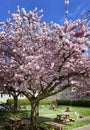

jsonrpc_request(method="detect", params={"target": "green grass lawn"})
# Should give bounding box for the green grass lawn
[0,105,90,130]
[39,105,90,130]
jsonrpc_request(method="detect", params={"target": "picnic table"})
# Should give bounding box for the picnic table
[56,113,75,124]
[9,117,21,130]
[57,114,70,120]
[56,113,70,123]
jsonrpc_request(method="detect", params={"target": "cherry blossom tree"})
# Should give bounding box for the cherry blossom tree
[0,7,90,130]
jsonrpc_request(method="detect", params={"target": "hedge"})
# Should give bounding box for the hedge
[7,98,30,105]
[40,99,54,105]
[56,99,90,107]
[7,98,90,107]
[7,98,54,105]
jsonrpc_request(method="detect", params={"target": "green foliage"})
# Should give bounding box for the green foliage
[40,99,55,105]
[56,99,90,107]
[7,98,90,107]
[7,99,54,106]
[7,98,30,105]
[7,99,13,104]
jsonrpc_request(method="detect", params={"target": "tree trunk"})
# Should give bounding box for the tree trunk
[30,99,39,130]
[13,95,18,112]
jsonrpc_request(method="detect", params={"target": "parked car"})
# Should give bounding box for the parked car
[0,102,15,111]
[0,103,6,111]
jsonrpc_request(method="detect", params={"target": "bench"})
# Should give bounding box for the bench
[45,121,64,130]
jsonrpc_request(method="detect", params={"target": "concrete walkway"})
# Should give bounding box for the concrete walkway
[73,125,90,130]
[73,116,90,130]
[78,116,90,121]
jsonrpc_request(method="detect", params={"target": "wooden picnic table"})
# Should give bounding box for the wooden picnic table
[9,117,21,130]
[57,114,70,120]
[56,113,70,124]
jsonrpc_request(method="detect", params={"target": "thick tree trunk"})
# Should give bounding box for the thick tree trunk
[13,95,18,112]
[30,99,39,130]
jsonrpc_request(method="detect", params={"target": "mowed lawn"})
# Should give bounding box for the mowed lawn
[39,105,90,130]
[0,105,90,130]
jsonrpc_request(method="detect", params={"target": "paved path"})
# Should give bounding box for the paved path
[73,116,90,130]
[73,125,90,130]
[78,116,90,121]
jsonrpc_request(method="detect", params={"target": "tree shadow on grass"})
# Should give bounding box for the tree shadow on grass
[0,111,8,122]
[0,111,54,130]
[39,116,54,123]
[39,116,55,130]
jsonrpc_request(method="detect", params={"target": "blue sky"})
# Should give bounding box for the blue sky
[0,0,90,25]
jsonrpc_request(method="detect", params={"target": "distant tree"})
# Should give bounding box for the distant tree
[70,73,90,99]
[0,7,90,130]
[0,75,22,112]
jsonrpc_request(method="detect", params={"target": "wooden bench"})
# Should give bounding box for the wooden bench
[45,121,64,130]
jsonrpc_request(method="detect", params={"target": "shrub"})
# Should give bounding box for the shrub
[56,99,90,107]
[7,98,54,106]
[40,99,54,105]
[7,98,30,105]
